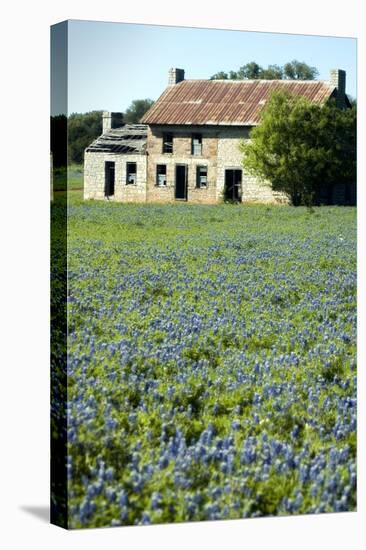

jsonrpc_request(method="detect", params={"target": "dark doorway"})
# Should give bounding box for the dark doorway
[175,164,188,200]
[224,169,242,202]
[105,161,115,197]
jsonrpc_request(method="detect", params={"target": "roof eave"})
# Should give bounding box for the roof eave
[143,120,258,127]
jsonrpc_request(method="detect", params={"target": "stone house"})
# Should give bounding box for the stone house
[84,68,352,204]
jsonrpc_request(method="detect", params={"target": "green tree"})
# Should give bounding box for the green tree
[229,70,238,80]
[124,99,155,123]
[240,91,356,205]
[237,62,263,79]
[283,60,319,80]
[67,111,103,164]
[210,71,229,80]
[210,60,318,81]
[262,64,283,80]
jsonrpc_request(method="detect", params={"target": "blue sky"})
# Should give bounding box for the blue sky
[61,20,356,115]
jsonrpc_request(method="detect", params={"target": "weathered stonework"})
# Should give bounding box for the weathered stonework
[330,69,347,109]
[217,128,289,204]
[84,152,146,202]
[84,126,289,204]
[146,126,218,203]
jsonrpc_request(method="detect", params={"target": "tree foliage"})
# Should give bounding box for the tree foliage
[124,99,155,124]
[210,60,318,81]
[52,98,155,165]
[67,111,103,164]
[240,91,356,205]
[210,71,229,80]
[283,60,318,80]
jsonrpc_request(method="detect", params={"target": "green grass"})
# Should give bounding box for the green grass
[53,164,83,192]
[59,195,356,527]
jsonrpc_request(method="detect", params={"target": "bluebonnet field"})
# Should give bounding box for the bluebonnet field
[66,196,356,528]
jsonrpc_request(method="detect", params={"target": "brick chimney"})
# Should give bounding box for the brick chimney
[102,112,123,133]
[330,69,346,108]
[168,68,185,86]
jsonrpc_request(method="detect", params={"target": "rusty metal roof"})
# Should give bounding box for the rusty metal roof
[141,79,335,126]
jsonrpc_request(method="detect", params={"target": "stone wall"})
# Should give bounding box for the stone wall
[146,126,218,203]
[217,128,289,204]
[83,126,290,204]
[146,125,289,204]
[330,69,346,109]
[84,151,147,202]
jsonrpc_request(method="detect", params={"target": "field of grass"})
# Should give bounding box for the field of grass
[63,196,356,527]
[53,164,83,192]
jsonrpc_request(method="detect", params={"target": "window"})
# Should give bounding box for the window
[126,162,137,185]
[192,134,202,156]
[156,164,167,186]
[162,133,173,153]
[196,165,208,188]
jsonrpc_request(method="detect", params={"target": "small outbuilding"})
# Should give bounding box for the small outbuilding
[84,117,147,202]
